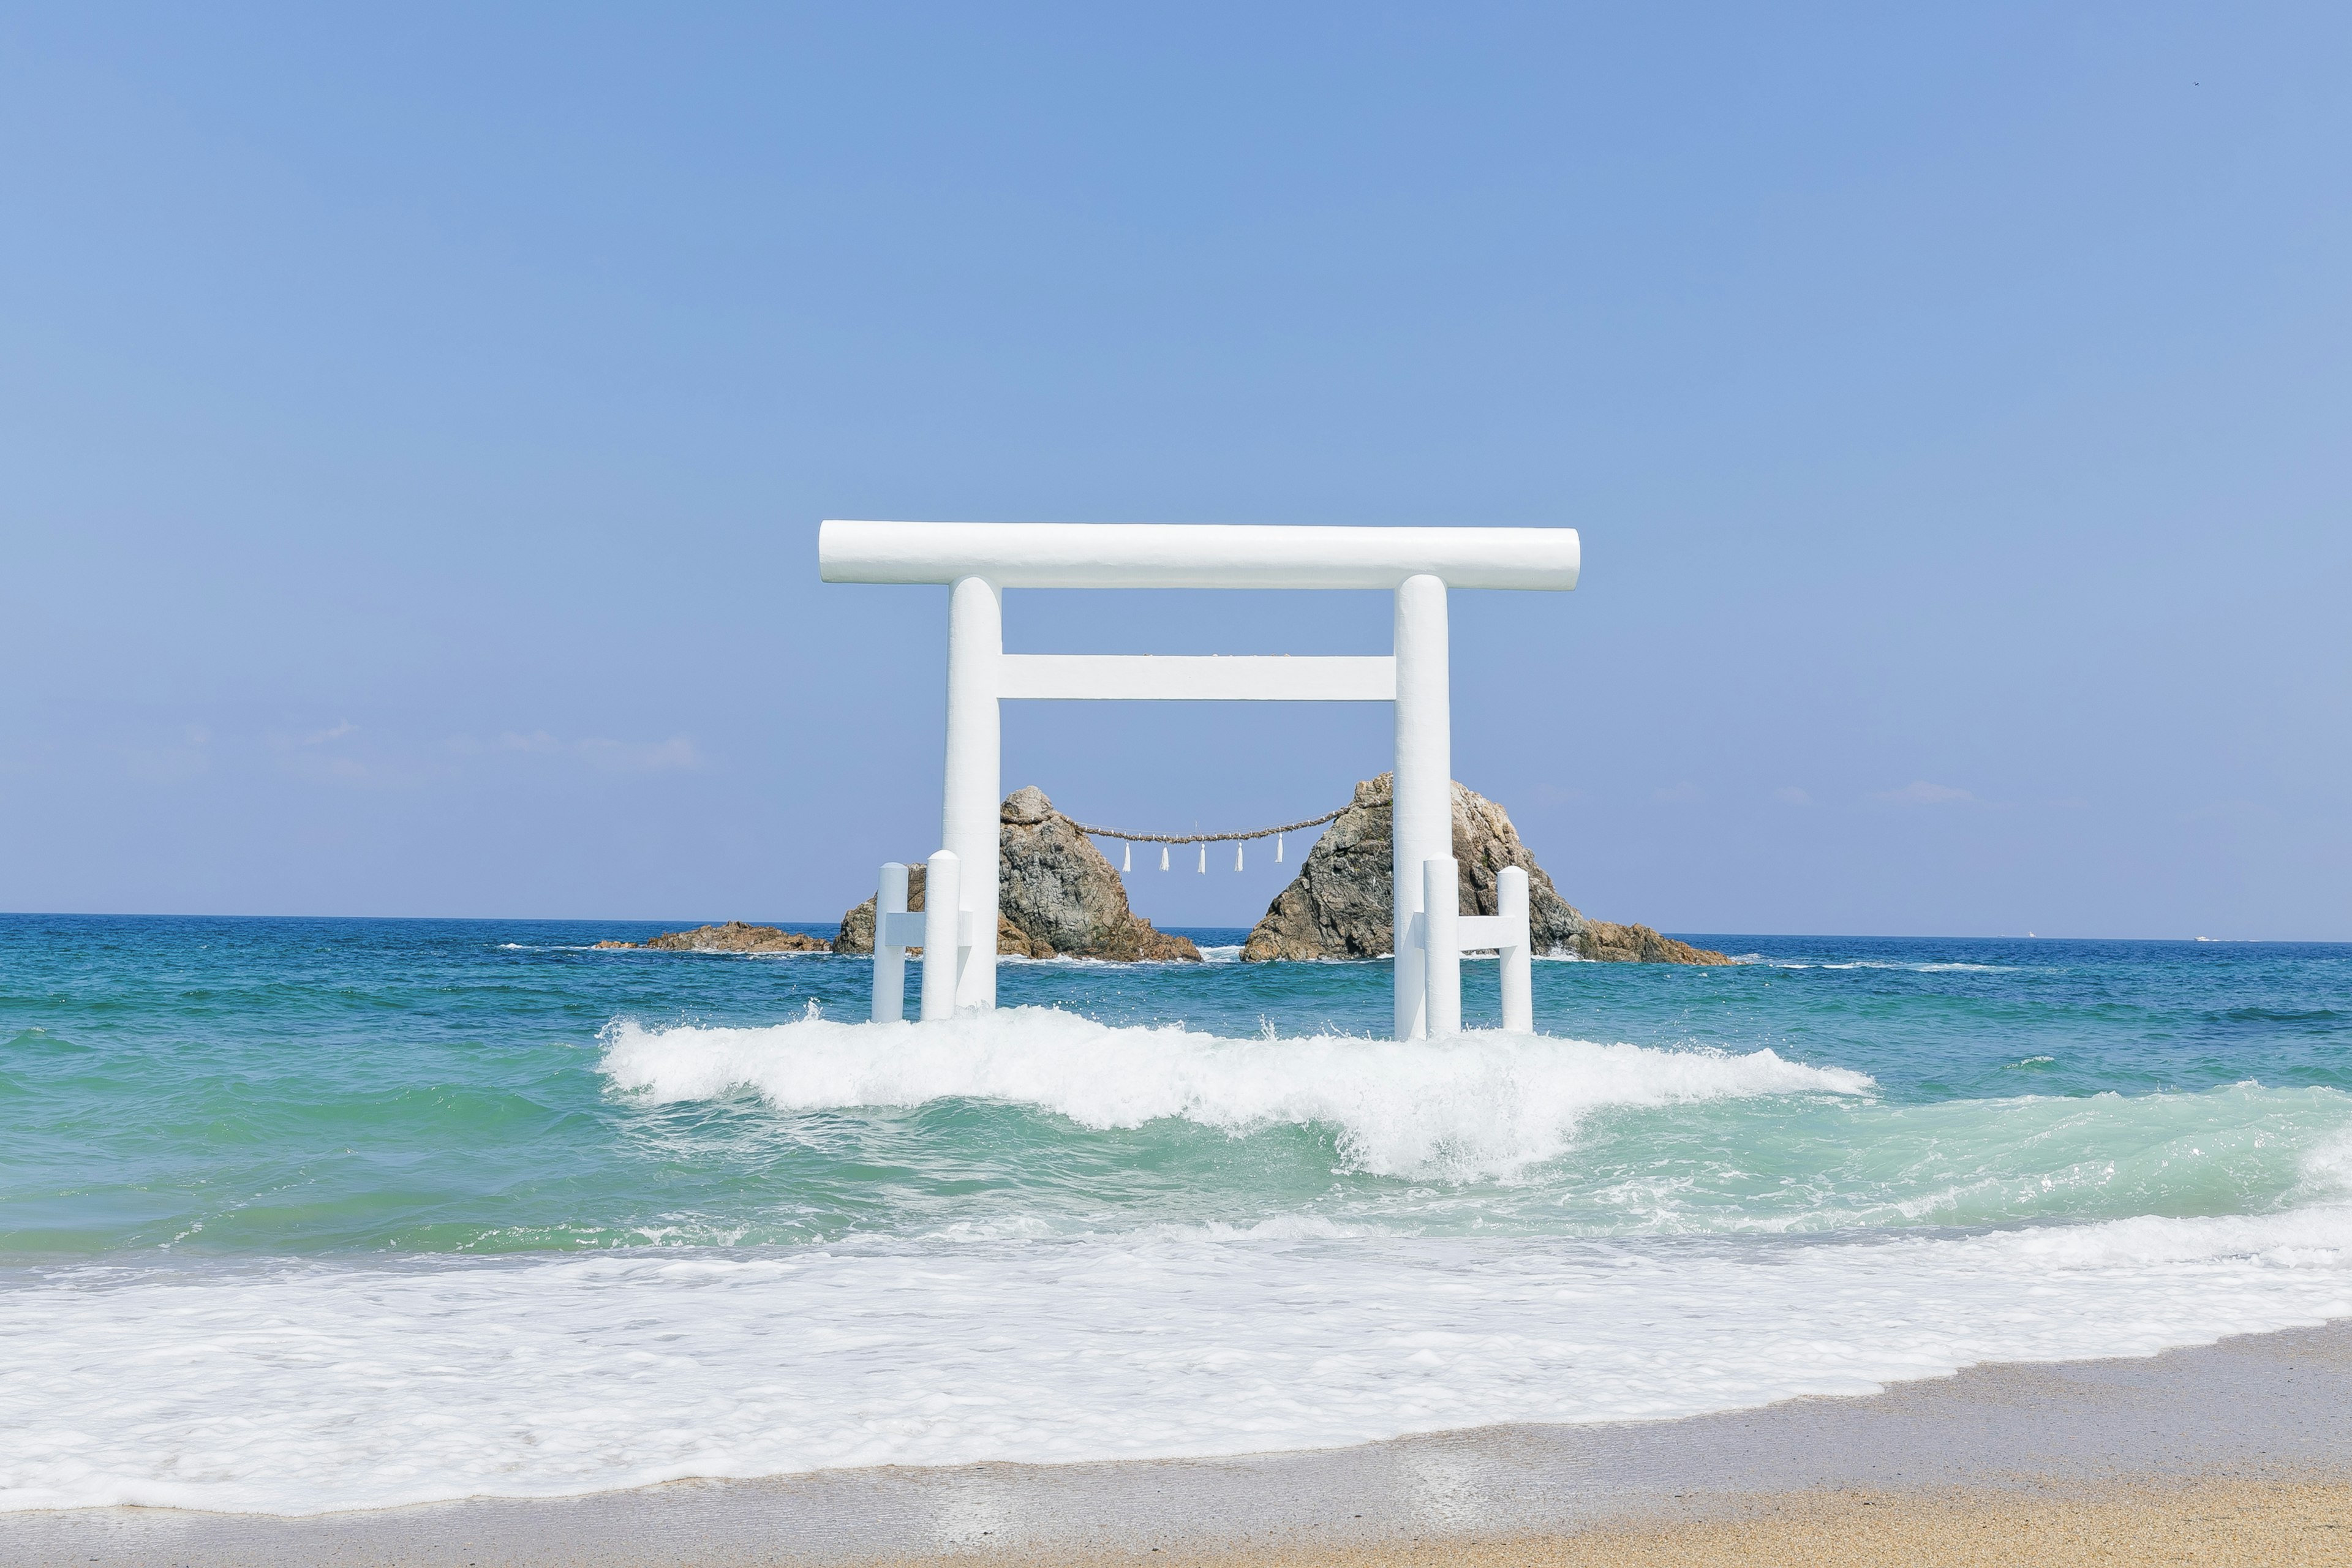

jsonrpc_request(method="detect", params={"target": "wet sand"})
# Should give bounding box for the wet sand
[1140,1480,2352,1566]
[7,1320,2350,1566]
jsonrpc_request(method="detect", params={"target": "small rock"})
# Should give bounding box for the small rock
[1574,919,1728,965]
[597,922,831,954]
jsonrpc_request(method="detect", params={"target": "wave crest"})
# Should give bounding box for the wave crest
[597,1007,1874,1180]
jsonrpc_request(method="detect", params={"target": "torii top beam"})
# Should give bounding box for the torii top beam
[819,521,1580,592]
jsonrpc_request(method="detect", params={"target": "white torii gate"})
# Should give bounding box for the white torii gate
[820,520,1580,1041]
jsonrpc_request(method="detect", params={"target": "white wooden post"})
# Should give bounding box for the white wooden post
[941,576,1001,1010]
[919,849,962,1021]
[1498,866,1532,1033]
[1422,856,1461,1036]
[873,862,909,1023]
[1392,574,1452,1040]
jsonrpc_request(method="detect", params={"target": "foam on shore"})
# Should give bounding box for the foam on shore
[5,1198,2348,1515]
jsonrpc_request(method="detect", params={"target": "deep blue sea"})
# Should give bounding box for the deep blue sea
[4,914,2350,1512]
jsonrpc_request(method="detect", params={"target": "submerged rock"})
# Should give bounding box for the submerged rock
[1240,773,1730,966]
[594,922,831,954]
[835,786,1201,963]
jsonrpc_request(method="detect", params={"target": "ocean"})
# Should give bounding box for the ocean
[3,913,2349,1515]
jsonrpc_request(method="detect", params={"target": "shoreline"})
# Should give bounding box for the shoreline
[8,1317,2349,1566]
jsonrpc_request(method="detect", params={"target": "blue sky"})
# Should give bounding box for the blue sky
[3,4,2347,937]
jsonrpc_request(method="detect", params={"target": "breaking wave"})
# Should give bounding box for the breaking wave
[598,1006,1874,1181]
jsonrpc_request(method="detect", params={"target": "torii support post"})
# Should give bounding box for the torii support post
[872,854,977,1022]
[872,862,910,1022]
[919,849,963,1021]
[1497,866,1534,1032]
[1419,861,1533,1035]
[820,521,1579,1038]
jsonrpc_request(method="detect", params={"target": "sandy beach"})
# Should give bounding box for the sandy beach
[8,1317,2348,1566]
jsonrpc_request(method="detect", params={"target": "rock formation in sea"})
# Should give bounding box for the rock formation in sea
[835,786,1202,962]
[592,922,832,954]
[1240,773,1730,965]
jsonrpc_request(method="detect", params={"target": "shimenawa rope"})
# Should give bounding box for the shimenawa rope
[1056,807,1346,845]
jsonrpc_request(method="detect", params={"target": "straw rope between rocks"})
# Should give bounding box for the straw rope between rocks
[1058,808,1346,846]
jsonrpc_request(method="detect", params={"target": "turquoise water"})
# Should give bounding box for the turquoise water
[9,916,2349,1257]
[3,914,2350,1512]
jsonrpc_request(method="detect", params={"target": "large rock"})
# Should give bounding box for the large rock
[835,786,1201,962]
[594,921,831,954]
[1240,773,1730,965]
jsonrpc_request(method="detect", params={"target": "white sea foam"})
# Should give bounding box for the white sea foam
[597,1008,1874,1180]
[4,1207,2347,1516]
[1762,960,2021,973]
[2296,1129,2352,1199]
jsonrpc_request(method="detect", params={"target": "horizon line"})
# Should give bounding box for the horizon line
[1,910,2343,946]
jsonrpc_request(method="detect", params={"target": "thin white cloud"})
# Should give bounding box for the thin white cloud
[266,724,385,784]
[576,736,704,773]
[482,731,706,772]
[285,752,369,782]
[123,736,211,783]
[1876,780,1975,805]
[1773,786,1812,806]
